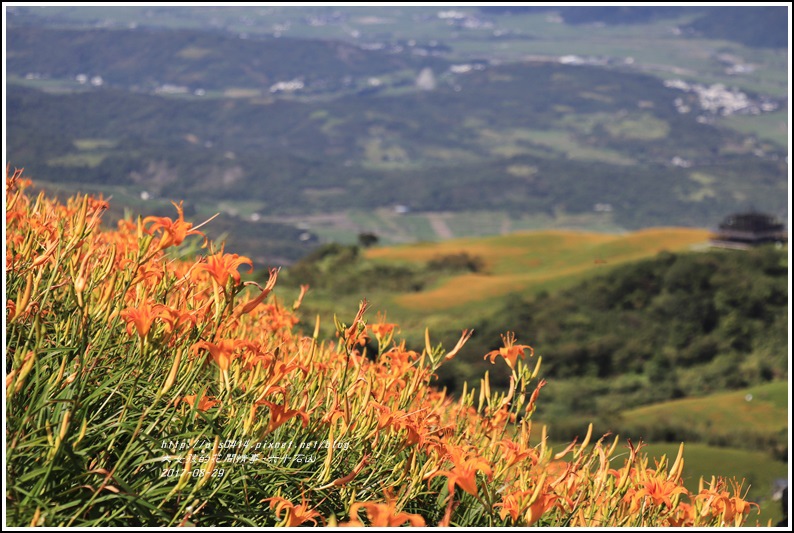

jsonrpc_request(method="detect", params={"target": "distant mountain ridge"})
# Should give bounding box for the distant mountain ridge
[480,6,789,48]
[7,26,446,92]
[6,20,788,262]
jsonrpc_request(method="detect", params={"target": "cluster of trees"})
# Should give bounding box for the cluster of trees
[686,6,789,49]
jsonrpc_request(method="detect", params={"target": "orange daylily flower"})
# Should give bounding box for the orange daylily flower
[524,492,559,526]
[525,379,547,416]
[668,502,696,527]
[144,201,206,250]
[498,439,537,469]
[496,478,559,526]
[725,496,758,526]
[258,400,310,435]
[378,346,419,377]
[120,301,171,339]
[340,299,369,349]
[484,332,533,370]
[369,312,397,338]
[368,403,430,448]
[178,394,219,412]
[695,482,758,526]
[344,491,426,527]
[495,488,534,522]
[695,487,731,520]
[234,267,279,316]
[496,489,557,526]
[264,495,323,527]
[254,360,300,400]
[430,446,492,499]
[6,166,32,193]
[242,349,275,371]
[86,195,109,214]
[156,305,197,337]
[626,477,688,513]
[192,339,251,371]
[320,391,346,426]
[482,406,516,434]
[194,250,254,287]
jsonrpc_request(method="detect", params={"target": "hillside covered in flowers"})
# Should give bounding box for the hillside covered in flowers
[5,169,758,527]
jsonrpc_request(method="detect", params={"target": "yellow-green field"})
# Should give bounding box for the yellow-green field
[366,227,711,312]
[621,381,788,437]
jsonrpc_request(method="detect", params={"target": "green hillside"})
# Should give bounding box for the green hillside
[279,237,789,465]
[618,382,788,457]
[7,27,447,92]
[623,381,787,435]
[473,244,788,408]
[7,26,788,266]
[282,227,712,339]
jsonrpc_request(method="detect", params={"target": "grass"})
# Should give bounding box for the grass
[215,200,266,218]
[720,110,789,148]
[5,74,89,94]
[474,127,637,165]
[32,179,152,207]
[222,88,262,98]
[366,228,711,312]
[620,381,788,437]
[46,153,109,168]
[603,113,671,141]
[349,211,452,243]
[74,138,118,150]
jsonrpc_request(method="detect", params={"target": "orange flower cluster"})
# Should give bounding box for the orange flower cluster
[5,168,759,527]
